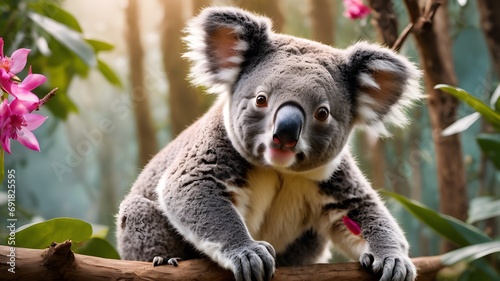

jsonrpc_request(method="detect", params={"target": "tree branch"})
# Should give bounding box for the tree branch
[392,23,413,51]
[37,87,58,110]
[394,0,441,51]
[414,0,441,31]
[0,242,443,280]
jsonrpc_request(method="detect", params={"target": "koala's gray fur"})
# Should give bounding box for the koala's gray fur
[117,7,422,281]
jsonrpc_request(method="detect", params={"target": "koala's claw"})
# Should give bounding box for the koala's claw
[152,256,182,267]
[167,257,182,267]
[360,252,374,269]
[152,256,164,267]
[360,252,416,281]
[231,241,276,281]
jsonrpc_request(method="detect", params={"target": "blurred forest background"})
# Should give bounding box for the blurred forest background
[0,0,499,265]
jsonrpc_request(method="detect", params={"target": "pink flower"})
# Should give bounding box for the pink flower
[0,98,47,154]
[0,38,30,94]
[342,215,361,236]
[343,0,371,20]
[11,72,45,110]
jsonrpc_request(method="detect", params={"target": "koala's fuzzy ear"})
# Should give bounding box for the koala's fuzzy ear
[345,42,422,136]
[183,7,272,94]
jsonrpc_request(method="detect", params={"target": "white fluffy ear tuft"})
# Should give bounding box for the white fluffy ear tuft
[345,42,423,137]
[183,7,273,94]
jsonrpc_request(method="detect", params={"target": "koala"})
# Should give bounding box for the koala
[116,7,421,281]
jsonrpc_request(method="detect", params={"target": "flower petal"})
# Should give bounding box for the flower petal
[10,85,40,105]
[0,100,11,123]
[0,68,14,93]
[0,99,9,113]
[9,98,29,115]
[10,48,30,74]
[19,73,46,91]
[343,0,371,19]
[1,134,11,154]
[16,128,40,152]
[24,114,47,130]
[18,99,40,113]
[0,68,9,79]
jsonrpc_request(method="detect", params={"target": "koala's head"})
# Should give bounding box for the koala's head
[184,7,421,177]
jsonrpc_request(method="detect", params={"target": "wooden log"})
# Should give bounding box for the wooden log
[0,241,443,280]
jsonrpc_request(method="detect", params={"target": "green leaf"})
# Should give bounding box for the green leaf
[441,112,481,136]
[380,190,492,247]
[86,39,114,52]
[28,12,97,67]
[435,84,500,128]
[469,259,500,280]
[14,218,92,249]
[456,261,500,281]
[74,237,120,259]
[477,134,500,170]
[468,197,500,224]
[441,241,500,265]
[90,224,110,239]
[28,2,82,32]
[97,59,122,87]
[35,36,52,56]
[491,84,500,112]
[70,54,90,78]
[44,37,75,67]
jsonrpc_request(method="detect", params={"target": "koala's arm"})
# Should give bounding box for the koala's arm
[323,153,416,281]
[156,142,275,281]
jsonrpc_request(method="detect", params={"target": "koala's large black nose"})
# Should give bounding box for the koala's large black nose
[273,105,304,149]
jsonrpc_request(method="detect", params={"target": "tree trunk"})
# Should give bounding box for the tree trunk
[309,0,335,46]
[367,0,398,47]
[238,0,284,32]
[477,0,500,77]
[160,0,202,137]
[125,0,158,166]
[361,135,387,189]
[403,0,467,253]
[0,242,443,281]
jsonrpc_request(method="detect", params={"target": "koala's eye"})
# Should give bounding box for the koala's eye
[255,94,268,107]
[314,107,329,121]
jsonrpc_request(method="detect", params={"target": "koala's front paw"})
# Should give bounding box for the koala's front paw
[226,240,276,281]
[360,252,416,281]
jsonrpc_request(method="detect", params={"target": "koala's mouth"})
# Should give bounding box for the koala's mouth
[264,147,306,169]
[268,147,296,167]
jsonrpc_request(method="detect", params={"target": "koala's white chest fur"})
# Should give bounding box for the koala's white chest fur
[227,167,335,252]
